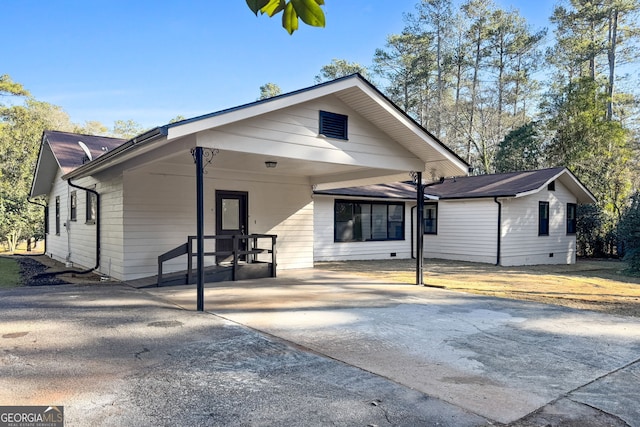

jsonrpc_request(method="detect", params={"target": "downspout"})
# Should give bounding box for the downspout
[67,179,100,272]
[27,198,47,255]
[494,197,502,266]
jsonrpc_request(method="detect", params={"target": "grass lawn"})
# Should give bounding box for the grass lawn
[318,258,640,317]
[0,257,21,289]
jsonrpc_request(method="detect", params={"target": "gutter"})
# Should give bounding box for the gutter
[494,197,502,266]
[67,179,100,272]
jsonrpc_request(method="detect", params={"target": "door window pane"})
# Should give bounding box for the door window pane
[222,199,240,230]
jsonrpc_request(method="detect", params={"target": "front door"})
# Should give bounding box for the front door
[215,190,248,263]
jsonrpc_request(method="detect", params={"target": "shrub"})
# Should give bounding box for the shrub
[618,192,640,273]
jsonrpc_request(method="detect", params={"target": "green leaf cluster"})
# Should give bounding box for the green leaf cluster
[246,0,325,35]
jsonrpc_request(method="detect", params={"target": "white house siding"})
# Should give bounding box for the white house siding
[45,170,124,279]
[500,181,577,266]
[424,199,498,264]
[313,196,415,261]
[200,95,423,174]
[45,169,70,265]
[121,163,313,281]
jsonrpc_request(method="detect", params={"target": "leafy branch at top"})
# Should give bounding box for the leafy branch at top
[246,0,325,35]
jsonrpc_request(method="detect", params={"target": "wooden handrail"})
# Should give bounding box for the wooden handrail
[157,234,277,286]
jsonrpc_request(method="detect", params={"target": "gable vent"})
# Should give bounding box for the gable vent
[319,110,348,140]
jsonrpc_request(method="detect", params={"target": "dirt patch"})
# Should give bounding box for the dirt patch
[317,258,640,318]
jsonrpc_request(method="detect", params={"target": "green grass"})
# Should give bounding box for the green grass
[0,257,21,288]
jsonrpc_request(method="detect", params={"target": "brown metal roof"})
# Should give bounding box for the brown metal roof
[44,130,126,174]
[423,167,566,199]
[314,168,597,204]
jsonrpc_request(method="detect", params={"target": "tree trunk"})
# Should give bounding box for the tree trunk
[606,6,618,121]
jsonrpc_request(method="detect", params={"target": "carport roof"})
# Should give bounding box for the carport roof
[58,73,469,183]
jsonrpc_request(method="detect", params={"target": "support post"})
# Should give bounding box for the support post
[416,171,424,286]
[194,147,205,311]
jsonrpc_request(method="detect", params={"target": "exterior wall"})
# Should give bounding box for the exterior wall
[45,169,124,278]
[500,181,577,266]
[200,95,423,173]
[424,199,498,264]
[313,188,577,266]
[313,196,415,261]
[121,162,313,281]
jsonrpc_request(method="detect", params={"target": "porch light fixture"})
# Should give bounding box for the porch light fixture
[265,161,278,168]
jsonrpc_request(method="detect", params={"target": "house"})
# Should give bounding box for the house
[313,167,597,266]
[29,74,469,285]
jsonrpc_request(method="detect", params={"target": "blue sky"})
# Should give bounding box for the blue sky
[5,0,556,129]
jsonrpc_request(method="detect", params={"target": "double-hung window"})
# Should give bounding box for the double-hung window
[86,191,97,224]
[566,203,577,235]
[539,201,550,236]
[70,191,77,221]
[55,196,61,235]
[423,203,437,234]
[335,200,404,242]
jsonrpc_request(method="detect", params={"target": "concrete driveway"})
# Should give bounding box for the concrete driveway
[148,268,640,426]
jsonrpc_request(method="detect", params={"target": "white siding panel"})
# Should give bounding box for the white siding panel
[199,96,422,171]
[44,170,125,280]
[45,169,70,265]
[121,165,314,281]
[424,199,498,264]
[500,181,577,266]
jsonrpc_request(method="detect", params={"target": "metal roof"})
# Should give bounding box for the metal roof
[314,167,597,204]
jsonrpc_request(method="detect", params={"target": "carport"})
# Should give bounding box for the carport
[49,74,468,310]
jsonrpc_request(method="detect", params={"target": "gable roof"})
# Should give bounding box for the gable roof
[30,131,125,197]
[61,74,469,182]
[314,167,597,204]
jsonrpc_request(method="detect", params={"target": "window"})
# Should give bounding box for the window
[55,197,60,235]
[86,191,97,224]
[567,203,577,235]
[547,181,555,191]
[423,203,437,234]
[319,110,348,140]
[539,201,549,236]
[70,191,77,221]
[334,200,404,242]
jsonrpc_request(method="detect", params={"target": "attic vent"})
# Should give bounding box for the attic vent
[319,110,348,140]
[547,181,556,191]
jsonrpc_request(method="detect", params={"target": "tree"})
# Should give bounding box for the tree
[258,82,282,100]
[169,115,186,124]
[246,0,325,35]
[75,120,109,136]
[0,95,75,252]
[373,32,431,121]
[494,122,545,173]
[0,74,29,98]
[314,59,370,83]
[112,119,146,139]
[618,191,640,273]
